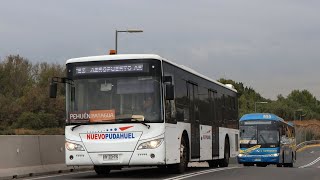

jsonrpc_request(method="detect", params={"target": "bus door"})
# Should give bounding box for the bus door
[209,89,219,157]
[188,82,200,159]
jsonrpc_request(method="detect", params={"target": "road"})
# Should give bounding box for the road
[22,146,320,180]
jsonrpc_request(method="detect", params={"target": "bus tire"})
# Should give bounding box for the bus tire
[170,137,189,173]
[288,153,294,167]
[256,163,267,167]
[208,160,219,168]
[243,163,254,166]
[94,165,110,175]
[219,138,230,167]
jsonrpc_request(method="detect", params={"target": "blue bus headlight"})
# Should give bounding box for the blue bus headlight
[271,153,279,157]
[138,138,163,150]
[238,154,244,157]
[65,141,85,151]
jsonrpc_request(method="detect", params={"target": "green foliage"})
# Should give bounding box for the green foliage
[0,125,15,135]
[13,112,58,130]
[0,55,65,132]
[219,78,320,120]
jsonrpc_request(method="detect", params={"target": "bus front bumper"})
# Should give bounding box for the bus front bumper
[65,143,166,166]
[237,154,280,164]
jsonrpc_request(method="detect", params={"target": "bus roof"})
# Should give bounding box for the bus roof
[66,54,237,93]
[66,54,162,64]
[240,113,285,123]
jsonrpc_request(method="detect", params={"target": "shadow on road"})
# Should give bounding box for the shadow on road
[73,167,216,179]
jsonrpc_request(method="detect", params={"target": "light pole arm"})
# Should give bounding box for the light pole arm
[114,29,143,54]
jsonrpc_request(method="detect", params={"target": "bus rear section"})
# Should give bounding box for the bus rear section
[238,113,295,167]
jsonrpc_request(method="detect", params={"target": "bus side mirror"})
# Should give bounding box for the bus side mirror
[165,84,175,100]
[49,83,57,98]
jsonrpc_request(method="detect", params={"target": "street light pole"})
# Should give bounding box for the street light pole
[115,29,143,54]
[254,101,268,112]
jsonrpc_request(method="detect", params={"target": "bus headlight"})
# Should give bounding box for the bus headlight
[65,141,85,151]
[238,153,244,157]
[137,138,163,150]
[271,153,279,157]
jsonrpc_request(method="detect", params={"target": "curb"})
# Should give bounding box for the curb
[297,144,320,153]
[0,164,93,180]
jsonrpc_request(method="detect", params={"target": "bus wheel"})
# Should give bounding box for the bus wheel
[243,163,254,166]
[208,160,219,168]
[257,163,267,167]
[219,139,230,167]
[170,137,189,173]
[94,165,110,175]
[288,153,294,167]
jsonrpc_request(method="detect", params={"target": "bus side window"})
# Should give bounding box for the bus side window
[163,63,177,123]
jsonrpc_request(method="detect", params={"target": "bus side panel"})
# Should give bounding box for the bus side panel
[283,145,294,163]
[219,127,239,159]
[165,122,191,164]
[200,125,212,161]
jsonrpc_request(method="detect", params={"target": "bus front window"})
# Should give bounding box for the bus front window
[66,76,162,124]
[240,126,257,141]
[258,130,279,144]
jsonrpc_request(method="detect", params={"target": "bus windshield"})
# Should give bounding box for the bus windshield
[66,76,162,124]
[66,59,163,124]
[240,121,280,146]
[240,125,257,141]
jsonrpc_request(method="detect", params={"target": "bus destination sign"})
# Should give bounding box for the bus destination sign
[75,64,146,75]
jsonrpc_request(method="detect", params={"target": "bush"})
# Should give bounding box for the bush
[0,125,15,135]
[14,112,59,130]
[38,112,59,128]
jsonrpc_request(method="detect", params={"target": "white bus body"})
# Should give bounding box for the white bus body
[57,54,239,174]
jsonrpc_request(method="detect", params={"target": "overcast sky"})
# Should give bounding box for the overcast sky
[1,0,319,100]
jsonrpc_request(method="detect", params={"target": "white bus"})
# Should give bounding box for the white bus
[50,54,239,175]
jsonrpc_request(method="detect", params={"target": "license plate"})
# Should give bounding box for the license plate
[103,154,119,161]
[254,158,261,162]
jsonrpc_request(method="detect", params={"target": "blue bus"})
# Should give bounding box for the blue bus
[238,113,296,167]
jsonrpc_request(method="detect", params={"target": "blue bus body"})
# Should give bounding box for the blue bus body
[238,113,296,167]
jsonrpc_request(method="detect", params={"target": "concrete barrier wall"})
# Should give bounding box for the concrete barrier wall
[0,135,81,179]
[0,135,65,169]
[39,135,65,165]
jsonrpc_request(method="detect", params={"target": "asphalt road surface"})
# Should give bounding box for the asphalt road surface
[22,146,320,180]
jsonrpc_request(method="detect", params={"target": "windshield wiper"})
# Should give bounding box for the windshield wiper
[69,118,151,131]
[69,122,90,131]
[71,124,82,131]
[259,134,267,144]
[116,118,150,129]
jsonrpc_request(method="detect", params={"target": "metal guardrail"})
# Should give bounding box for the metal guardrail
[296,140,320,150]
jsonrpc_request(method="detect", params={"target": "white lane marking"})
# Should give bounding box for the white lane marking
[310,151,314,154]
[163,167,239,180]
[23,170,93,180]
[299,157,320,168]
